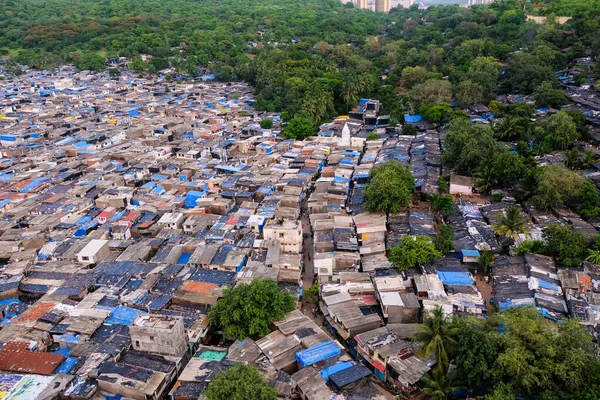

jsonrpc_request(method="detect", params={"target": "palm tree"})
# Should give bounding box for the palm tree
[475,164,497,194]
[413,307,459,372]
[477,250,494,277]
[492,206,530,240]
[586,249,600,265]
[421,368,465,400]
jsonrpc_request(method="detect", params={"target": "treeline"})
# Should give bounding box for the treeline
[1,0,600,125]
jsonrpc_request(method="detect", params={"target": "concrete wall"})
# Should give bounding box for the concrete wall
[130,317,188,357]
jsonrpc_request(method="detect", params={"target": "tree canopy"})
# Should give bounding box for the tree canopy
[204,363,278,400]
[364,160,414,216]
[455,307,600,400]
[208,279,296,340]
[388,235,442,271]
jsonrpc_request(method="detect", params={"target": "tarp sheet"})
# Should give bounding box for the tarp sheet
[437,271,474,286]
[296,340,340,368]
[319,361,353,381]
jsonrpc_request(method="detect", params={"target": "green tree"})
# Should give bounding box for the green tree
[75,52,106,71]
[305,284,319,303]
[402,124,418,135]
[576,181,600,219]
[505,53,556,94]
[455,79,484,108]
[259,118,273,129]
[442,119,503,175]
[366,132,380,141]
[421,368,465,400]
[400,66,428,89]
[420,103,453,123]
[204,363,277,400]
[108,68,121,77]
[413,307,459,372]
[389,235,442,271]
[208,279,296,340]
[477,250,494,276]
[465,56,500,103]
[534,81,571,108]
[533,165,585,210]
[537,110,579,151]
[438,177,449,193]
[283,116,314,140]
[455,307,599,400]
[432,194,454,217]
[585,249,600,265]
[543,224,589,267]
[492,206,530,240]
[365,160,414,217]
[434,224,455,255]
[410,79,452,108]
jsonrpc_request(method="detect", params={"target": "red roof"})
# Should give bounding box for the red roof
[0,342,64,375]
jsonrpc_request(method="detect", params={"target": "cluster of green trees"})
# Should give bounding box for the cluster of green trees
[441,105,599,218]
[2,0,600,126]
[413,306,600,400]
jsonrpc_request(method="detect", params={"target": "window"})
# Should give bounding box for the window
[82,256,89,261]
[135,340,140,348]
[149,336,155,341]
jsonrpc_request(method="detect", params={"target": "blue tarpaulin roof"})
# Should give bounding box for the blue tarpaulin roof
[461,249,481,258]
[319,361,353,381]
[438,271,474,286]
[106,305,146,325]
[296,340,340,368]
[404,115,422,123]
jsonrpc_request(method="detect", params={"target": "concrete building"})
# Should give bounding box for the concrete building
[449,174,475,196]
[375,0,390,12]
[76,239,109,264]
[263,220,303,253]
[130,315,189,357]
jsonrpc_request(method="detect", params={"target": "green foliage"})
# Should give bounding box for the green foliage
[283,116,314,140]
[533,165,585,210]
[208,279,296,340]
[366,132,379,141]
[586,249,600,265]
[442,118,503,175]
[543,224,589,267]
[437,176,449,193]
[505,53,556,94]
[420,103,453,123]
[204,363,278,400]
[75,52,105,71]
[365,160,414,216]
[492,206,530,240]
[515,240,546,255]
[389,235,442,271]
[305,284,319,303]
[534,110,579,151]
[400,66,428,89]
[259,118,273,129]
[534,81,571,108]
[413,307,459,372]
[410,79,452,108]
[431,194,454,217]
[576,181,600,219]
[108,68,121,77]
[477,250,494,276]
[402,124,418,135]
[434,224,455,255]
[455,307,599,400]
[420,368,465,400]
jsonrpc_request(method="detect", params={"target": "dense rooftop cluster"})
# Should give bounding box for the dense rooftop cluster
[0,51,599,399]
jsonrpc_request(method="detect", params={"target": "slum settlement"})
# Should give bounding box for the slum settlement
[0,65,598,400]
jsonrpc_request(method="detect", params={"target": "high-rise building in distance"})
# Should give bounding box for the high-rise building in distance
[375,0,391,12]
